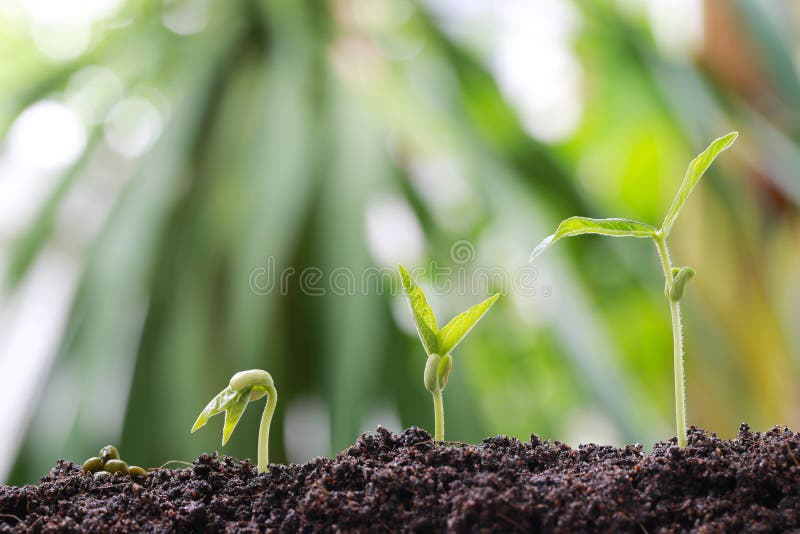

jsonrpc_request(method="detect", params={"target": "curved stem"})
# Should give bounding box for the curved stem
[258,386,277,473]
[654,237,687,447]
[432,390,444,442]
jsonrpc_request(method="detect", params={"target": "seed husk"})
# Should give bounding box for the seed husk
[93,471,111,481]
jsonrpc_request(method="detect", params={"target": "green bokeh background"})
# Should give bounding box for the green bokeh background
[1,0,799,484]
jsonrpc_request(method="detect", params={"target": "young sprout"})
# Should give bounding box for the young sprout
[191,369,277,473]
[530,132,738,447]
[398,265,500,442]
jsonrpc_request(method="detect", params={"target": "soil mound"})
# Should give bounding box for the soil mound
[1,424,798,532]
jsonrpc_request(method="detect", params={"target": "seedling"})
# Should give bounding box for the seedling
[530,132,738,447]
[398,265,500,442]
[191,369,277,473]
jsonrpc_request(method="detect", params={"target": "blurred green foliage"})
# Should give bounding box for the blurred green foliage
[1,0,799,484]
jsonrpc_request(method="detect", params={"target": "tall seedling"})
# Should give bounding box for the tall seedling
[531,133,738,446]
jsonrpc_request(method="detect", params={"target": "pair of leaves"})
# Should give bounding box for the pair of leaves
[398,265,499,357]
[192,384,267,445]
[530,132,738,260]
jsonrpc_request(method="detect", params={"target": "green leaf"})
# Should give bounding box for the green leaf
[661,132,738,236]
[530,217,657,261]
[398,264,439,355]
[438,293,500,355]
[222,388,251,446]
[191,386,240,432]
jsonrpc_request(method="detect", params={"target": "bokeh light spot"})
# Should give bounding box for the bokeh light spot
[7,100,87,170]
[103,96,163,158]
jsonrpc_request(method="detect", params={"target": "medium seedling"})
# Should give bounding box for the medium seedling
[191,369,277,473]
[530,132,738,447]
[398,265,499,442]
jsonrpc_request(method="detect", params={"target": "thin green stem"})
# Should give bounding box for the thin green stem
[654,236,687,447]
[258,386,277,473]
[432,390,444,442]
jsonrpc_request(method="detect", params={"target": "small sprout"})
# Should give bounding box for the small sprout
[128,466,147,483]
[399,265,499,442]
[103,459,129,475]
[82,457,104,473]
[99,445,120,462]
[531,132,738,447]
[93,471,111,481]
[191,369,278,474]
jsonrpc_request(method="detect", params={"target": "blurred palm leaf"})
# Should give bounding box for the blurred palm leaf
[3,0,799,484]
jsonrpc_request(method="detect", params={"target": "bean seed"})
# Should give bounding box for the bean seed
[103,459,128,474]
[82,457,104,473]
[128,466,146,482]
[99,445,120,462]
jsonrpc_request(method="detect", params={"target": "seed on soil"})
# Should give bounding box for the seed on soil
[128,466,146,482]
[103,459,128,475]
[92,471,111,481]
[81,457,104,473]
[99,445,120,462]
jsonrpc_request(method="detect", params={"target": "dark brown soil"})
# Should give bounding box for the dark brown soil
[1,424,799,532]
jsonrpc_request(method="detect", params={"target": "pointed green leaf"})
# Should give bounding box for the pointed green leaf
[222,387,251,445]
[661,132,738,236]
[191,386,239,432]
[438,293,500,355]
[398,264,439,355]
[530,217,657,261]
